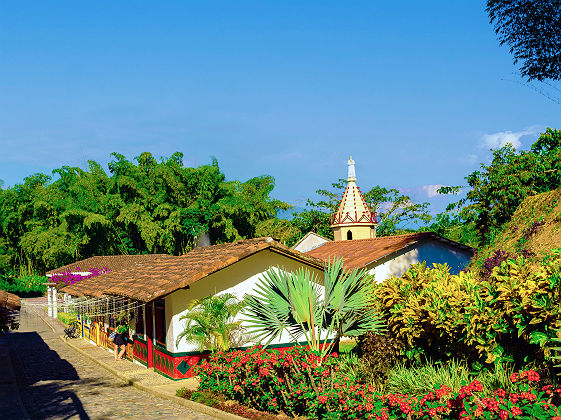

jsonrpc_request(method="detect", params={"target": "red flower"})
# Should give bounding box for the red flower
[259,367,269,377]
[494,389,506,398]
[510,372,519,383]
[526,369,540,382]
[511,406,522,417]
[499,410,509,420]
[317,394,328,404]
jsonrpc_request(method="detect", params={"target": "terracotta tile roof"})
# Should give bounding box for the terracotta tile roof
[305,232,474,269]
[46,254,169,276]
[59,238,325,302]
[0,290,21,310]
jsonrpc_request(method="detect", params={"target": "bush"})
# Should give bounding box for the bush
[57,312,77,325]
[0,307,19,333]
[0,275,47,296]
[356,331,402,384]
[373,251,561,368]
[195,346,561,419]
[386,360,517,397]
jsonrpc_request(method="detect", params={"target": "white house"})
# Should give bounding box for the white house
[48,237,325,379]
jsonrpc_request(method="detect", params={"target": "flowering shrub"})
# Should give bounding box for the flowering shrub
[195,346,561,419]
[51,266,110,287]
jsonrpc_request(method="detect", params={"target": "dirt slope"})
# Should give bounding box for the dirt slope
[471,187,561,272]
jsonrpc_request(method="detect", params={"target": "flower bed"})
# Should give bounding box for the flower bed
[176,388,289,420]
[195,346,561,419]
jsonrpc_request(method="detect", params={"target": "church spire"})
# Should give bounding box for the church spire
[331,157,377,241]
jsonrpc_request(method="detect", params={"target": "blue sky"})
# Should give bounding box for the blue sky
[1,1,559,217]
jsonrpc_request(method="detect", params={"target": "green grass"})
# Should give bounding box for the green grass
[386,360,516,397]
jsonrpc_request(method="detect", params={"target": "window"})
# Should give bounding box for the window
[155,299,166,347]
[347,230,353,240]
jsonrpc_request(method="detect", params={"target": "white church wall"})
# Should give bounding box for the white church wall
[368,239,472,282]
[293,233,329,253]
[166,251,324,353]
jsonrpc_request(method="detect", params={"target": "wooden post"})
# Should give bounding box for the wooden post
[145,302,154,368]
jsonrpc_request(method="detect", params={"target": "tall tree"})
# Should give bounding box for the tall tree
[487,0,561,81]
[0,152,289,275]
[450,128,561,244]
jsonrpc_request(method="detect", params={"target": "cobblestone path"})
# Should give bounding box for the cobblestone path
[5,307,215,420]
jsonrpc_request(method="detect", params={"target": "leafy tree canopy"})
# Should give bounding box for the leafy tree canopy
[448,128,561,245]
[0,152,288,276]
[487,0,561,81]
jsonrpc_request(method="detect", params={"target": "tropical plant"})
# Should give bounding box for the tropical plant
[386,360,516,397]
[0,152,290,275]
[244,258,385,358]
[175,293,246,352]
[375,250,561,368]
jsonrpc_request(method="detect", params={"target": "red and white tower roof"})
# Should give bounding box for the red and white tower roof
[330,157,377,228]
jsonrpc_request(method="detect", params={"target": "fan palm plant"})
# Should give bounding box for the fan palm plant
[175,293,246,352]
[244,258,385,358]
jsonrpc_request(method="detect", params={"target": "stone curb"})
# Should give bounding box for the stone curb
[61,336,245,420]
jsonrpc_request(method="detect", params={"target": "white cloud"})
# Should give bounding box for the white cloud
[421,184,445,198]
[480,126,543,150]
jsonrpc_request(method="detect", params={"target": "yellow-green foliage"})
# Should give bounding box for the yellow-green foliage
[375,250,561,367]
[57,312,78,326]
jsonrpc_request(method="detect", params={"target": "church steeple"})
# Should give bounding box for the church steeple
[330,157,377,241]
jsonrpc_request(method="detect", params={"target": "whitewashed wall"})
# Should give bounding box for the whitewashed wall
[370,239,472,282]
[292,233,329,253]
[165,250,324,353]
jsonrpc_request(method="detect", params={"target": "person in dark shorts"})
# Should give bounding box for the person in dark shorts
[113,324,129,361]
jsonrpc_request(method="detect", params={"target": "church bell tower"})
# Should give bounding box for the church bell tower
[330,157,377,241]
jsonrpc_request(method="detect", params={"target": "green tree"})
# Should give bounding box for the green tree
[0,152,290,275]
[175,293,246,352]
[487,0,561,81]
[244,258,385,358]
[451,128,561,245]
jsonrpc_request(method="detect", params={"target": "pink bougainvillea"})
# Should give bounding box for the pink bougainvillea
[51,267,110,286]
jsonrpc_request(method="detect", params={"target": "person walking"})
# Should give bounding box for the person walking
[113,323,129,361]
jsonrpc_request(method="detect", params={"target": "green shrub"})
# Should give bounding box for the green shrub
[374,250,561,368]
[0,275,47,296]
[0,307,19,333]
[386,360,517,397]
[356,331,401,368]
[57,312,78,326]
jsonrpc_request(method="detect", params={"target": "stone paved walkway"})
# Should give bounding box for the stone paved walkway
[4,306,216,420]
